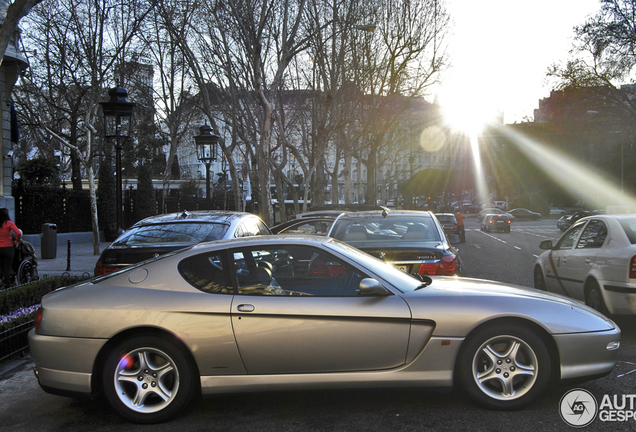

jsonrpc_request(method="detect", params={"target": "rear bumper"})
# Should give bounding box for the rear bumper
[600,282,636,314]
[28,329,106,395]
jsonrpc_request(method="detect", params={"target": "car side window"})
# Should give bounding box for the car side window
[556,223,586,250]
[179,251,232,294]
[232,245,368,296]
[236,220,260,237]
[256,220,270,235]
[576,220,607,249]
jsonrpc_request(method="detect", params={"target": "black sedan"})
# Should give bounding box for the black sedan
[557,211,592,232]
[327,210,461,276]
[94,210,270,276]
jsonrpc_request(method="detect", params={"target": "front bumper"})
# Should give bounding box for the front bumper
[28,329,107,395]
[553,327,621,381]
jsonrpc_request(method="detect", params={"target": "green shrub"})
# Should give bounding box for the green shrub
[0,276,90,316]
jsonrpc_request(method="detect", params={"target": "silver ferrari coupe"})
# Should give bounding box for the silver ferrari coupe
[29,235,620,423]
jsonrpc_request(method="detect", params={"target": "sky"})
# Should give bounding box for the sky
[436,0,602,126]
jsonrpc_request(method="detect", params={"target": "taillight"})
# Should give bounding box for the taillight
[94,260,104,276]
[630,256,636,279]
[437,254,457,275]
[310,258,347,277]
[94,260,119,276]
[34,307,42,332]
[418,262,439,275]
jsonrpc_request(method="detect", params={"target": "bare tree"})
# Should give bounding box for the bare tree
[16,0,152,254]
[0,0,42,67]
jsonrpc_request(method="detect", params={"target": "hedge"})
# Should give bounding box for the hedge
[0,276,91,331]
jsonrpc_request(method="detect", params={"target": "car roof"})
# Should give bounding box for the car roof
[308,204,390,212]
[132,210,259,227]
[333,210,433,220]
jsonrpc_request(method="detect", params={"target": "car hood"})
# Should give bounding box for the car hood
[400,276,618,335]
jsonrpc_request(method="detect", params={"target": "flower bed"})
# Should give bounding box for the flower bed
[0,276,91,360]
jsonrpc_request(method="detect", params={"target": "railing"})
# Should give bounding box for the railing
[0,320,33,362]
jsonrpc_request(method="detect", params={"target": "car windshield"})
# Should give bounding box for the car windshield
[619,217,636,244]
[113,222,230,246]
[331,215,442,243]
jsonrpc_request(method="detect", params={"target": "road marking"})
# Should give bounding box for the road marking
[532,254,539,258]
[514,246,521,250]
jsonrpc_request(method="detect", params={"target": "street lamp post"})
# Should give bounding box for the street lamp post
[194,125,220,209]
[101,85,135,232]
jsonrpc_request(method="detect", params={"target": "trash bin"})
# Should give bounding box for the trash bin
[41,223,57,259]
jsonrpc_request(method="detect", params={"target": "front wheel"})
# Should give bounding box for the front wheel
[458,324,551,410]
[102,335,195,424]
[533,267,547,291]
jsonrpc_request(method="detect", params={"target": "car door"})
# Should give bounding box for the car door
[544,221,587,297]
[229,244,412,375]
[559,220,608,300]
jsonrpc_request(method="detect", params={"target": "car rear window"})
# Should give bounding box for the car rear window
[436,215,456,223]
[113,222,230,246]
[331,216,442,243]
[619,218,636,244]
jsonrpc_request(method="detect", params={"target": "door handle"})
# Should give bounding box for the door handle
[237,304,255,312]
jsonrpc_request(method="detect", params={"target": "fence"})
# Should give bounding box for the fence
[0,320,32,362]
[13,184,238,235]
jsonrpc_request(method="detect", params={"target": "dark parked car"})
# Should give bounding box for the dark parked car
[328,210,461,276]
[477,208,514,221]
[94,210,270,276]
[271,217,335,235]
[508,208,542,220]
[434,213,460,236]
[557,211,592,232]
[480,214,512,233]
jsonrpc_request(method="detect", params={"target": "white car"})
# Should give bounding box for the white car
[550,207,566,215]
[533,214,636,315]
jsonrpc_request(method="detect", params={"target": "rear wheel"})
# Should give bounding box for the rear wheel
[458,324,551,410]
[102,335,195,424]
[586,280,609,316]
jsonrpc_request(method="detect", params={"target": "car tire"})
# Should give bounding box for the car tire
[102,335,196,424]
[533,267,547,291]
[585,280,609,316]
[458,324,551,410]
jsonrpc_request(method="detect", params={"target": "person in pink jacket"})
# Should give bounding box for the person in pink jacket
[0,208,21,286]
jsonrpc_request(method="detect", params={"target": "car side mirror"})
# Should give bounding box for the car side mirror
[448,234,461,244]
[539,240,553,250]
[359,278,391,296]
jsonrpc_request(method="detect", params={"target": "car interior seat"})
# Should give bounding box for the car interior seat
[401,224,428,240]
[343,225,368,241]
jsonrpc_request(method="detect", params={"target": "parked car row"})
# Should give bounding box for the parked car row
[28,206,633,424]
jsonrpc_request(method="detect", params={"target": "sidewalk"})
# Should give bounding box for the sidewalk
[34,241,110,278]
